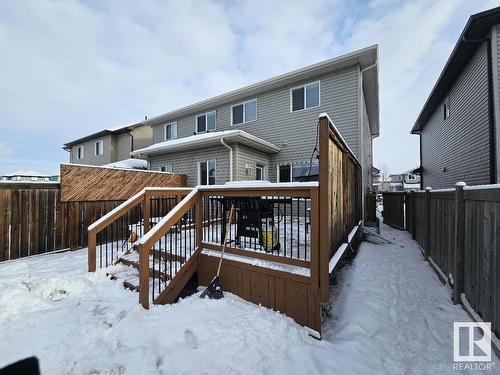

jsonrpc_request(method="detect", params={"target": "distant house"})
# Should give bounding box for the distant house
[389,169,420,192]
[0,170,59,182]
[372,166,381,191]
[63,123,153,167]
[131,46,380,210]
[411,7,500,189]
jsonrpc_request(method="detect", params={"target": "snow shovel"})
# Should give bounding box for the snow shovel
[200,204,235,299]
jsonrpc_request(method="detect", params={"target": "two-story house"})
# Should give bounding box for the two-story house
[132,46,379,201]
[411,7,500,189]
[389,169,421,192]
[63,122,153,167]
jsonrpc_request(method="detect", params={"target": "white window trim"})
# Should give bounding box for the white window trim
[196,111,216,133]
[198,160,216,185]
[95,140,104,156]
[164,122,178,141]
[76,145,84,160]
[230,99,257,126]
[255,163,266,180]
[160,163,173,173]
[289,80,321,113]
[443,98,450,120]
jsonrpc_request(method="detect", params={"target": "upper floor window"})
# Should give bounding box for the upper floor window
[231,99,257,125]
[442,98,450,120]
[164,122,178,140]
[197,111,216,133]
[95,140,104,156]
[255,163,265,180]
[76,146,84,160]
[291,81,320,112]
[199,160,216,185]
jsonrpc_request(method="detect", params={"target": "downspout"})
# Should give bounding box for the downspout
[220,138,233,182]
[128,131,135,159]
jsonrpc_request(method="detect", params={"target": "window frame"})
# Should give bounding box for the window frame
[160,164,173,173]
[76,145,84,160]
[289,80,321,113]
[198,160,216,185]
[196,111,217,133]
[164,122,178,141]
[277,163,292,183]
[230,99,257,126]
[94,140,104,156]
[255,163,265,181]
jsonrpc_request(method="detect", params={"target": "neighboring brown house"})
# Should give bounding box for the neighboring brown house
[63,123,153,166]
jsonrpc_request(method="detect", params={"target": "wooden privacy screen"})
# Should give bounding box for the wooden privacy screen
[0,184,124,261]
[60,164,186,202]
[318,115,362,301]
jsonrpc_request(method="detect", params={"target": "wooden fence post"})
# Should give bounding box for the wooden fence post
[70,202,80,250]
[424,187,431,260]
[452,182,466,304]
[411,190,416,240]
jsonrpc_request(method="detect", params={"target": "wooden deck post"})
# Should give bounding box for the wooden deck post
[143,191,151,234]
[424,187,431,260]
[318,115,331,302]
[138,243,150,309]
[452,182,466,304]
[88,229,96,272]
[310,188,320,291]
[195,195,203,251]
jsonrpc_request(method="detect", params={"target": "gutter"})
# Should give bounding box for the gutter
[220,138,233,181]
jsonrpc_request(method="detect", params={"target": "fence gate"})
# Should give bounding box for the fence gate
[382,192,405,230]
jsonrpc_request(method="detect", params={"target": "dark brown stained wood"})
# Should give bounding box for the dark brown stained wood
[46,190,55,252]
[10,189,20,259]
[0,190,10,261]
[37,190,47,254]
[382,192,406,230]
[60,164,186,202]
[198,253,321,332]
[30,190,39,255]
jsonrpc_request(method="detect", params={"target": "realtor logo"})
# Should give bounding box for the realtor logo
[453,322,492,362]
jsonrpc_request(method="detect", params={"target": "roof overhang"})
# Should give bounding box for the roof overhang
[63,122,143,149]
[411,7,500,134]
[138,45,379,134]
[131,130,281,157]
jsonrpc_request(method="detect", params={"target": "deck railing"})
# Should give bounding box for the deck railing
[87,188,192,272]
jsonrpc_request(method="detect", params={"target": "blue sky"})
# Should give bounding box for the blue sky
[0,0,499,176]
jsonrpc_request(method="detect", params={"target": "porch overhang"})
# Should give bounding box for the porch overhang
[131,130,281,157]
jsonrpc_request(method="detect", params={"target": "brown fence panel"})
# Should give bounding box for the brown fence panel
[463,188,500,337]
[382,192,405,230]
[0,184,125,262]
[428,191,455,278]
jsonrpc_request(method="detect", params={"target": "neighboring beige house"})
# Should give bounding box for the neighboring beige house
[389,169,421,192]
[63,123,153,166]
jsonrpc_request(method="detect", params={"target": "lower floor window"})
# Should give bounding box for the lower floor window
[278,162,319,182]
[160,164,173,173]
[255,163,265,180]
[199,160,216,185]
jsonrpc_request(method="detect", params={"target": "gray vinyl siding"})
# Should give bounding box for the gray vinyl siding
[361,91,372,192]
[116,133,131,161]
[131,125,153,153]
[494,25,500,183]
[70,135,114,166]
[152,66,360,171]
[148,146,230,186]
[234,145,272,181]
[421,41,491,189]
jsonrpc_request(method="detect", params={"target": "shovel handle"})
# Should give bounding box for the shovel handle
[216,205,235,277]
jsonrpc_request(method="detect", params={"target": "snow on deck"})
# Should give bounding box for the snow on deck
[0,220,498,374]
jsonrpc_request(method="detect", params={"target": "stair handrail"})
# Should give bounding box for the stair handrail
[135,188,201,308]
[87,187,192,272]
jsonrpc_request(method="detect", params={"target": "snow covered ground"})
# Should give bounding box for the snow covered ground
[0,220,498,374]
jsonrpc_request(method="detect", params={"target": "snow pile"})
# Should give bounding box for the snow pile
[0,250,321,374]
[1,221,498,374]
[103,158,148,170]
